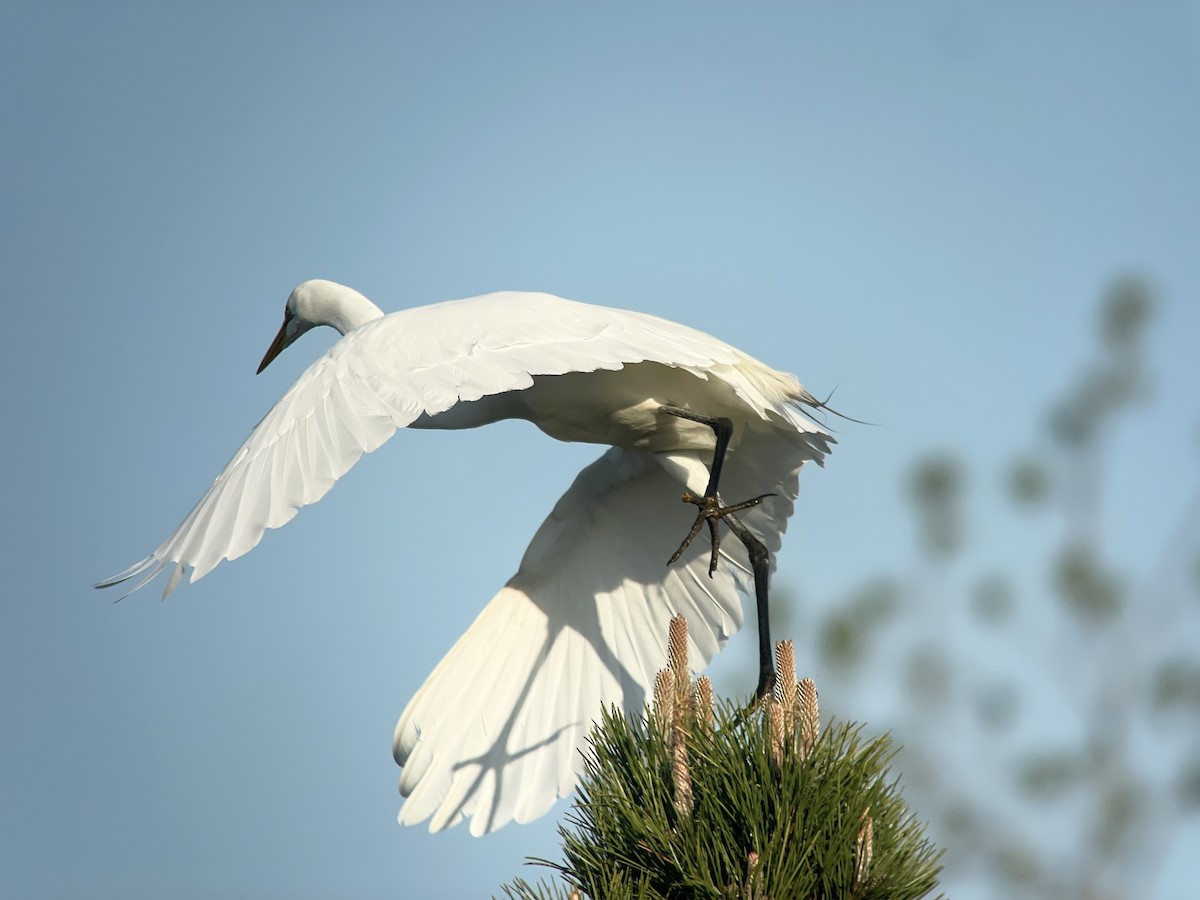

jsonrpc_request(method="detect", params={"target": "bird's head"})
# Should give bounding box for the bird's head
[257,279,384,373]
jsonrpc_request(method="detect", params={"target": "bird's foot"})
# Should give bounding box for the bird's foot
[667,490,775,576]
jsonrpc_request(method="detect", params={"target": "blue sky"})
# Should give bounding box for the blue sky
[2,4,1196,898]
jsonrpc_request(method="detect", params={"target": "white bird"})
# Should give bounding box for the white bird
[97,279,833,835]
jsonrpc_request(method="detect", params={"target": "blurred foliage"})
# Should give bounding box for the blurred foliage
[1007,458,1052,507]
[905,644,951,707]
[1094,779,1142,858]
[1048,276,1154,452]
[1016,751,1080,800]
[820,613,868,673]
[805,275,1199,898]
[1176,758,1200,810]
[1150,657,1200,714]
[971,573,1015,624]
[972,681,1019,732]
[908,456,966,558]
[819,578,899,672]
[1052,544,1124,625]
[1100,275,1155,350]
[993,846,1040,889]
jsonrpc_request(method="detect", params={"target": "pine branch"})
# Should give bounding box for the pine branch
[502,618,943,899]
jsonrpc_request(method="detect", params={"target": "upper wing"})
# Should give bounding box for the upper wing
[97,292,829,598]
[392,424,809,835]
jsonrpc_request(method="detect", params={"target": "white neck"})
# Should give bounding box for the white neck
[292,279,385,335]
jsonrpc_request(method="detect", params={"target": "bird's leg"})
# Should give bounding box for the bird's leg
[659,406,777,698]
[723,514,776,699]
[659,406,774,574]
[660,406,734,499]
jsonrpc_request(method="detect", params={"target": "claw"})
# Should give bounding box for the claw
[666,491,776,576]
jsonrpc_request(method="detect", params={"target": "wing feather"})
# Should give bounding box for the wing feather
[392,423,811,834]
[97,289,833,831]
[99,291,830,600]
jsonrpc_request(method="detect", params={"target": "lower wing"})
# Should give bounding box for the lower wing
[392,427,808,835]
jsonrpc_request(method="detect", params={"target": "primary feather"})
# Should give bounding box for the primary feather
[98,280,833,834]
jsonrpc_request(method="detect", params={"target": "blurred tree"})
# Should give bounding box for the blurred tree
[791,275,1200,898]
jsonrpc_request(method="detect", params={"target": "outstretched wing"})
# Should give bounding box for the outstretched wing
[97,292,828,599]
[393,424,810,835]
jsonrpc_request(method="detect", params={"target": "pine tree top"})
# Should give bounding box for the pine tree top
[502,622,944,899]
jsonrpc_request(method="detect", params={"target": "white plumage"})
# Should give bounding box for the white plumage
[98,279,832,835]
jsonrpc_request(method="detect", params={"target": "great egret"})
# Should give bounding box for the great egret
[97,279,833,835]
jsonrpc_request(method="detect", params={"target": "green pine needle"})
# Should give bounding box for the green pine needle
[502,696,943,899]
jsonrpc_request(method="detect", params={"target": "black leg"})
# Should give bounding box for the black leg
[658,406,734,497]
[724,514,775,699]
[659,405,777,698]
